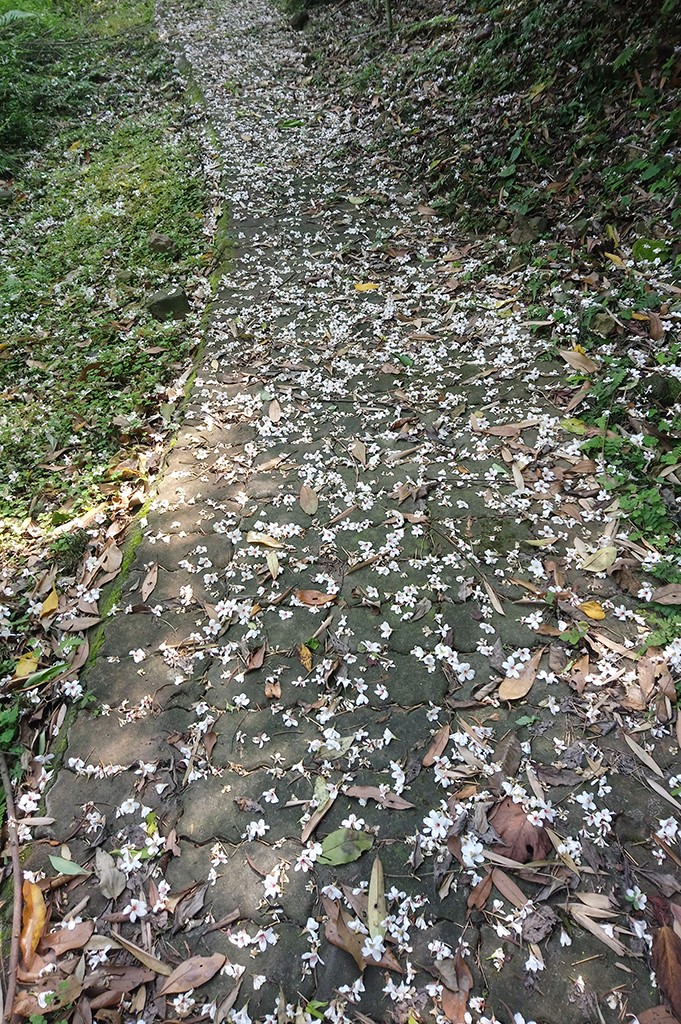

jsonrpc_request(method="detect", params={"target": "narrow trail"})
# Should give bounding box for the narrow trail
[40,1,678,1021]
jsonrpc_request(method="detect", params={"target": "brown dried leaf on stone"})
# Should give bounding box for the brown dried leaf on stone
[653,925,681,1020]
[235,797,264,814]
[487,797,552,863]
[20,880,47,968]
[521,904,557,942]
[467,872,493,910]
[299,484,319,515]
[141,563,158,601]
[265,679,281,700]
[423,723,450,766]
[295,589,337,606]
[438,953,473,1023]
[638,1007,681,1024]
[651,585,681,606]
[299,643,313,671]
[491,867,527,908]
[497,647,544,701]
[321,896,364,971]
[40,920,94,955]
[204,730,218,759]
[245,643,266,672]
[94,848,126,900]
[157,953,226,996]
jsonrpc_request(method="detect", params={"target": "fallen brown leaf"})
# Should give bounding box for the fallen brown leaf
[497,647,544,701]
[487,797,552,863]
[299,485,319,515]
[438,953,473,1023]
[653,925,681,1019]
[157,953,226,996]
[423,723,450,766]
[295,589,336,606]
[20,880,47,968]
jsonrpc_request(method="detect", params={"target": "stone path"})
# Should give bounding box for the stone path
[40,1,680,1022]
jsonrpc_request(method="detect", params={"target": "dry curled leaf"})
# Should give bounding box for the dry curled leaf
[423,723,450,766]
[439,953,473,1024]
[266,550,280,579]
[299,484,319,515]
[245,643,266,672]
[157,953,226,996]
[559,348,598,374]
[299,643,313,670]
[245,531,284,549]
[141,563,158,602]
[487,797,552,863]
[20,880,47,968]
[580,545,617,572]
[498,646,544,701]
[295,589,336,606]
[653,925,681,1019]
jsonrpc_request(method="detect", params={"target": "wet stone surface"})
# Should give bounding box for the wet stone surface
[37,0,681,1021]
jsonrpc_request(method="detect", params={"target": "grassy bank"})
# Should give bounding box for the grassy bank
[0,0,209,547]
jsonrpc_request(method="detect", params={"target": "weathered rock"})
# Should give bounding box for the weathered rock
[146,284,190,320]
[510,214,549,244]
[0,187,15,206]
[148,230,179,257]
[591,311,616,337]
[288,9,308,29]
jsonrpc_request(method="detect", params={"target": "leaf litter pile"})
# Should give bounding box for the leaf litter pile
[4,0,681,1022]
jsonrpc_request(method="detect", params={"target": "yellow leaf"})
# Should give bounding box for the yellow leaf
[14,652,39,679]
[299,644,313,671]
[604,252,624,266]
[40,586,59,619]
[579,601,606,620]
[354,282,379,292]
[246,531,284,549]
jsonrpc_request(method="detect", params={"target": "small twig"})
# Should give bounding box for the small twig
[0,750,22,1024]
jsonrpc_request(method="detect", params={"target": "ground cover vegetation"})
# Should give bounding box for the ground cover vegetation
[1,0,681,1021]
[0,0,213,805]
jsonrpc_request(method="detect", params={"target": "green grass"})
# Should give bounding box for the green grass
[0,0,209,548]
